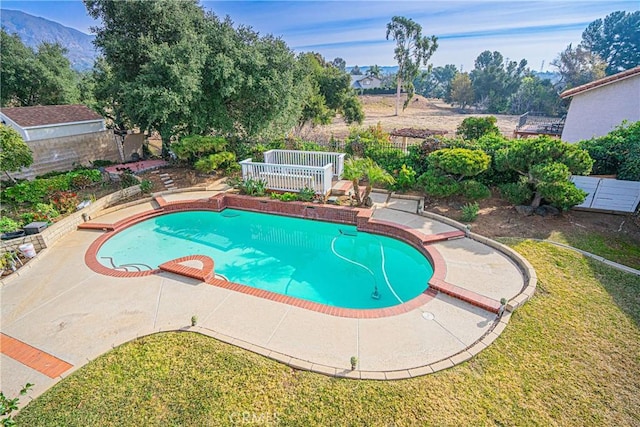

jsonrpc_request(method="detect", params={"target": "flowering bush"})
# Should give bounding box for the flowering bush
[49,190,79,214]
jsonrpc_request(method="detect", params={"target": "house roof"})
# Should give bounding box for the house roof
[0,105,103,128]
[560,66,640,99]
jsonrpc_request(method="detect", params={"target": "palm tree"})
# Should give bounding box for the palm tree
[342,158,395,207]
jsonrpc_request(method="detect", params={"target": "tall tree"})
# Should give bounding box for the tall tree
[449,72,474,110]
[85,0,209,156]
[508,75,562,116]
[331,57,346,71]
[415,64,458,99]
[199,17,306,139]
[0,30,80,106]
[470,50,527,113]
[33,43,81,105]
[551,43,607,91]
[580,10,640,74]
[350,65,363,75]
[297,53,364,130]
[386,16,438,115]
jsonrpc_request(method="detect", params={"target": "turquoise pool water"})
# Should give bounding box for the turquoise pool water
[97,210,433,309]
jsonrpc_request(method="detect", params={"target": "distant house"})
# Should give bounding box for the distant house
[0,105,120,179]
[0,104,106,141]
[560,66,640,143]
[351,75,382,91]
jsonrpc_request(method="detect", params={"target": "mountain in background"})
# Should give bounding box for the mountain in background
[1,9,97,71]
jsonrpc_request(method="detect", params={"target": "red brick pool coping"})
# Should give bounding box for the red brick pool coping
[82,193,501,318]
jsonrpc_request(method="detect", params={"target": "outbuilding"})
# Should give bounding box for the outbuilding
[560,66,640,143]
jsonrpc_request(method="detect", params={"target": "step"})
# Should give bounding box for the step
[163,179,174,185]
[331,180,353,196]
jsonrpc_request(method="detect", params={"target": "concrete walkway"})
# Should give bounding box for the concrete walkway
[1,190,532,402]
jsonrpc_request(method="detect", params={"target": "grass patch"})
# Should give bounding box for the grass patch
[547,230,640,270]
[15,241,640,426]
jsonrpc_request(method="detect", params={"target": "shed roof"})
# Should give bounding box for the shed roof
[560,66,640,99]
[0,104,103,128]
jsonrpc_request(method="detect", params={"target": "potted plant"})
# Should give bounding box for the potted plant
[350,356,358,370]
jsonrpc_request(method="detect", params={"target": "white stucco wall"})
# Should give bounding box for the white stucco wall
[561,76,640,143]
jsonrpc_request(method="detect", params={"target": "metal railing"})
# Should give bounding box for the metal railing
[239,159,333,195]
[263,149,345,179]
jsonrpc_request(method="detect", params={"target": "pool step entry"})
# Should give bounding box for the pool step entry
[158,255,215,282]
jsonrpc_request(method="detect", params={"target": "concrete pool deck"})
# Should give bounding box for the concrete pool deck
[0,189,535,402]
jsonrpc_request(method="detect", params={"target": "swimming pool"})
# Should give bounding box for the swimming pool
[95,209,434,309]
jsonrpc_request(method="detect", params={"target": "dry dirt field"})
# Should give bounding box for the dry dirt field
[301,94,521,141]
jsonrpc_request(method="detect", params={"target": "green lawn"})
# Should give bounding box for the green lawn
[546,229,640,270]
[15,241,640,426]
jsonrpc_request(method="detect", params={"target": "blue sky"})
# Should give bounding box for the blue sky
[3,0,638,72]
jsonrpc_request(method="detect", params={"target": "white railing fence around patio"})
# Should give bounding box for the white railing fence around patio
[240,159,333,195]
[264,149,345,179]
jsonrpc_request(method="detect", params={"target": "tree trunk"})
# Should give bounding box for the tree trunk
[531,191,543,208]
[160,132,171,159]
[395,76,402,116]
[351,179,362,206]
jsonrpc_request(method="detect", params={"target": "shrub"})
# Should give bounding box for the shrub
[460,202,480,222]
[365,146,407,177]
[428,148,491,179]
[21,203,60,224]
[496,136,592,209]
[538,180,588,211]
[1,169,101,205]
[471,133,519,186]
[91,159,116,168]
[49,190,79,214]
[119,171,139,189]
[297,187,315,202]
[460,180,491,200]
[68,169,102,189]
[172,135,228,163]
[270,192,298,202]
[240,178,267,197]
[194,152,237,174]
[0,217,20,233]
[395,164,417,191]
[456,116,500,140]
[577,121,640,180]
[345,122,390,157]
[140,179,153,194]
[406,137,457,175]
[499,182,533,205]
[417,170,461,198]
